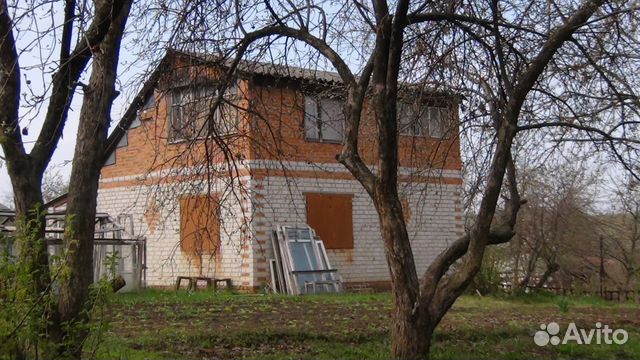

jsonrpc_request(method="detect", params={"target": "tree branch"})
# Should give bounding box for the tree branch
[30,0,128,171]
[0,0,25,163]
[421,0,606,317]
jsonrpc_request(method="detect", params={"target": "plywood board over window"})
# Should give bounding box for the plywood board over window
[305,193,354,250]
[180,195,221,255]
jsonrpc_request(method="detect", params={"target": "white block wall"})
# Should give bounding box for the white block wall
[97,165,463,289]
[250,175,463,285]
[96,176,254,287]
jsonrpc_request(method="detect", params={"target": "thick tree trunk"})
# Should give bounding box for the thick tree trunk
[5,163,58,359]
[373,190,430,359]
[9,166,49,292]
[55,2,130,358]
[391,309,431,359]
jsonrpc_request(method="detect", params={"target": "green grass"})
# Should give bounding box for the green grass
[90,290,640,359]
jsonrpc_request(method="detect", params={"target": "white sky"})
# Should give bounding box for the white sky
[0,2,627,212]
[0,1,158,206]
[0,48,150,205]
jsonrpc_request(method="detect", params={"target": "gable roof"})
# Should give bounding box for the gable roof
[102,56,170,164]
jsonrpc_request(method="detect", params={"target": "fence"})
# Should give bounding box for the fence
[502,284,639,302]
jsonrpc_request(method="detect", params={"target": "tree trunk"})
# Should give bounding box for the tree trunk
[6,164,54,359]
[391,311,433,360]
[534,262,559,289]
[391,307,433,360]
[373,191,431,359]
[518,248,540,289]
[8,165,49,294]
[511,240,521,293]
[55,2,131,358]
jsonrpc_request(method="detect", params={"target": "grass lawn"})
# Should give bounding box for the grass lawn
[90,289,640,359]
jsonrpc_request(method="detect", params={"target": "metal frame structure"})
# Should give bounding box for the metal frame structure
[0,210,146,292]
[270,225,342,295]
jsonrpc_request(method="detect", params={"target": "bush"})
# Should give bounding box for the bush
[469,249,505,296]
[0,215,57,359]
[0,213,116,359]
[557,297,570,312]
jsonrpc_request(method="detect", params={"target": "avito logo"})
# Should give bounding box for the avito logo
[534,322,628,346]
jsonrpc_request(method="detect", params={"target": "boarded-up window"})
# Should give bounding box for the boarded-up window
[305,193,354,249]
[180,195,220,255]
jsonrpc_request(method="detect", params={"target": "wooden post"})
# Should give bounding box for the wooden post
[599,235,604,298]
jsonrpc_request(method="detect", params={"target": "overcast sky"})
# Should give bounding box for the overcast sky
[0,2,625,212]
[0,1,165,207]
[0,48,151,207]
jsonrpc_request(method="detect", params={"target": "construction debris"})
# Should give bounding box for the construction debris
[270,225,343,295]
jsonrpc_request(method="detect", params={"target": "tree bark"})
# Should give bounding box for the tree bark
[55,1,131,358]
[374,193,426,359]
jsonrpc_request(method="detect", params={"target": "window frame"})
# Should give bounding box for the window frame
[168,83,240,143]
[398,102,450,139]
[303,94,345,144]
[278,226,341,294]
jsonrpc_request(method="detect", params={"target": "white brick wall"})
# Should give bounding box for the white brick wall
[97,162,463,289]
[97,177,254,287]
[250,175,463,285]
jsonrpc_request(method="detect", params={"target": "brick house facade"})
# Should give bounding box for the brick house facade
[96,50,464,290]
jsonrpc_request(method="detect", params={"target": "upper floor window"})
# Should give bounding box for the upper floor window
[399,103,449,138]
[304,95,344,143]
[169,84,239,142]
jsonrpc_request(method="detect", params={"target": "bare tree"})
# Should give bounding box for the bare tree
[56,2,132,357]
[0,1,132,358]
[0,0,128,287]
[601,177,640,295]
[510,162,598,290]
[146,0,640,358]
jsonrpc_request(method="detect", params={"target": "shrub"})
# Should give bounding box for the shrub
[557,297,570,313]
[469,248,505,296]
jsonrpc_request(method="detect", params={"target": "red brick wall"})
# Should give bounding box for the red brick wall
[100,62,461,182]
[248,81,462,171]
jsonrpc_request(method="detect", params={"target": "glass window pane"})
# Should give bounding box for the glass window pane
[289,242,319,270]
[286,227,313,241]
[428,107,445,138]
[417,106,429,136]
[398,103,412,135]
[320,98,344,142]
[289,241,323,293]
[399,101,427,136]
[304,96,319,139]
[216,85,239,133]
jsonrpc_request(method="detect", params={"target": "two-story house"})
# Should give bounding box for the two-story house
[97,50,464,290]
